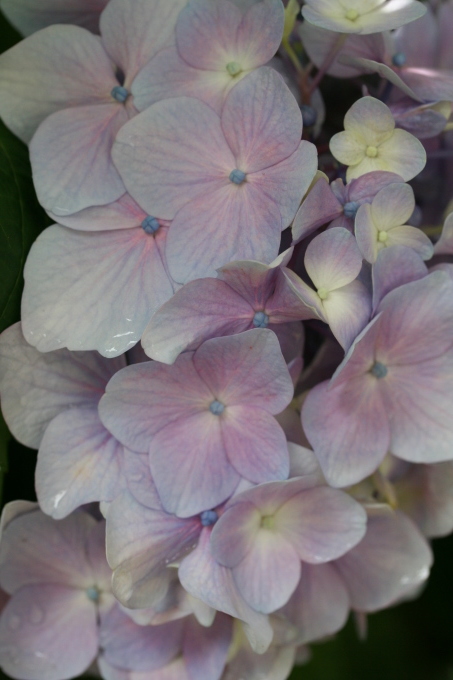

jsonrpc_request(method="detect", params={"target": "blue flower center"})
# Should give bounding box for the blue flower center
[371,362,388,379]
[253,311,269,328]
[142,216,160,234]
[200,510,219,527]
[392,52,406,67]
[343,201,360,219]
[86,586,100,602]
[229,169,247,185]
[209,400,225,415]
[111,85,129,103]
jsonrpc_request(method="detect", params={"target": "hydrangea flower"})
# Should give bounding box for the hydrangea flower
[0,0,187,214]
[302,0,426,35]
[21,198,177,357]
[434,211,453,255]
[0,323,128,518]
[0,0,108,36]
[0,505,184,680]
[355,182,434,263]
[330,96,427,181]
[302,271,453,487]
[283,228,371,350]
[133,0,285,114]
[99,329,294,517]
[141,249,312,364]
[112,67,318,282]
[292,170,404,243]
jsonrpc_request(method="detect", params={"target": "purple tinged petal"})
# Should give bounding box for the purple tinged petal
[193,329,293,412]
[335,511,433,612]
[399,68,453,103]
[21,225,175,357]
[106,491,201,608]
[280,563,350,644]
[210,502,262,568]
[99,657,190,680]
[0,0,108,36]
[217,255,285,309]
[179,530,274,653]
[305,227,363,292]
[322,280,372,351]
[339,56,423,101]
[124,450,163,510]
[183,615,232,680]
[275,487,367,563]
[291,177,343,244]
[347,171,405,202]
[370,182,415,229]
[0,322,124,449]
[142,278,252,364]
[221,68,302,173]
[35,408,125,519]
[112,97,235,220]
[100,604,184,672]
[265,272,318,323]
[438,1,453,69]
[371,245,428,312]
[355,203,379,263]
[0,24,116,143]
[385,225,434,260]
[237,0,285,69]
[394,8,437,68]
[100,0,187,84]
[0,584,98,680]
[47,193,148,232]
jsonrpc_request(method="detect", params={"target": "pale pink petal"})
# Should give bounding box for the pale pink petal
[124,450,162,510]
[183,615,232,680]
[30,104,128,215]
[355,203,379,263]
[322,280,372,350]
[165,183,282,283]
[347,171,405,202]
[100,0,187,84]
[0,322,124,449]
[372,245,427,312]
[142,279,252,364]
[275,487,367,562]
[48,193,147,231]
[280,563,350,643]
[221,68,302,172]
[271,322,305,363]
[112,97,234,220]
[193,329,293,411]
[222,406,290,483]
[21,225,174,357]
[99,356,212,453]
[394,8,437,68]
[335,511,432,611]
[106,491,200,609]
[291,177,343,244]
[210,502,262,568]
[0,25,116,142]
[150,412,241,517]
[0,585,98,680]
[370,182,415,229]
[100,604,184,672]
[179,530,273,653]
[99,657,189,680]
[217,252,291,309]
[339,56,423,101]
[268,270,320,322]
[236,0,285,68]
[302,379,390,488]
[35,409,125,519]
[233,530,301,613]
[400,68,453,102]
[0,0,108,36]
[438,1,453,69]
[305,227,363,292]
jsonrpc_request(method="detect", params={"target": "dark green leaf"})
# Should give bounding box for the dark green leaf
[0,11,21,53]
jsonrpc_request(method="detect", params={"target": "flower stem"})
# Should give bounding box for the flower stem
[308,34,348,95]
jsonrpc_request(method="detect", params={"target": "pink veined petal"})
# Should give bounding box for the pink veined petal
[271,322,305,364]
[265,271,319,323]
[221,68,302,173]
[112,96,235,220]
[132,46,232,114]
[322,280,372,351]
[220,405,290,483]
[149,411,241,517]
[305,227,363,292]
[100,604,184,673]
[0,510,98,593]
[347,171,405,203]
[142,278,253,365]
[99,356,213,453]
[179,530,274,654]
[183,615,233,680]
[335,511,433,612]
[274,487,367,563]
[100,0,187,85]
[0,0,108,36]
[0,584,98,680]
[371,245,428,313]
[193,329,293,411]
[165,181,282,284]
[21,225,175,358]
[35,408,125,519]
[0,24,116,143]
[279,563,350,644]
[291,177,343,244]
[30,104,128,215]
[106,491,200,608]
[236,0,285,69]
[210,501,262,568]
[123,449,163,510]
[301,379,390,488]
[47,192,148,232]
[0,322,124,449]
[280,269,325,320]
[233,530,301,614]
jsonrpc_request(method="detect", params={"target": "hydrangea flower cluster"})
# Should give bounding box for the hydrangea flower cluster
[0,0,452,678]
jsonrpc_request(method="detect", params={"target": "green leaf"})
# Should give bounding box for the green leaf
[0,11,21,53]
[0,120,51,335]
